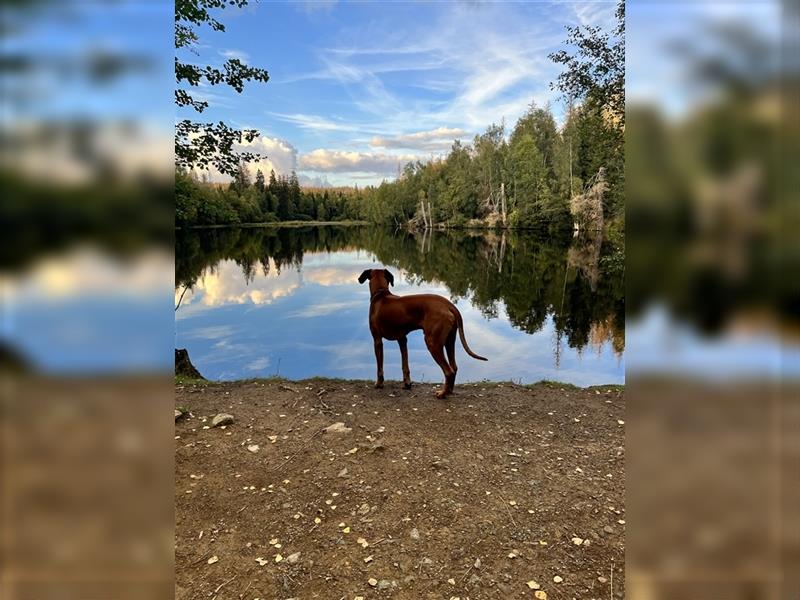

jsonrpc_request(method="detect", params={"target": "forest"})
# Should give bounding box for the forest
[176,98,623,233]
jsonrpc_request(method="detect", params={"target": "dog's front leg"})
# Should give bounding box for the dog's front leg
[373,337,384,388]
[398,336,411,389]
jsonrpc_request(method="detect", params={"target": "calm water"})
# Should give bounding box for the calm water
[175,226,624,386]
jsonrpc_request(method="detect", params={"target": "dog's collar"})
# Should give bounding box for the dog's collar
[370,287,391,303]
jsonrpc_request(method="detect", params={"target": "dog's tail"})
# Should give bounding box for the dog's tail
[454,307,488,361]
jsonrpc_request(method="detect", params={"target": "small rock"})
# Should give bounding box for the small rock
[358,503,371,515]
[527,580,541,590]
[553,575,563,583]
[474,558,481,569]
[377,580,393,590]
[324,422,352,434]
[448,578,456,585]
[368,577,378,587]
[603,525,615,534]
[338,467,349,478]
[175,409,184,421]
[211,413,234,427]
[410,528,420,540]
[534,592,548,600]
[571,536,584,545]
[598,576,608,583]
[468,574,481,584]
[207,555,218,565]
[421,557,433,566]
[287,552,300,564]
[247,444,259,453]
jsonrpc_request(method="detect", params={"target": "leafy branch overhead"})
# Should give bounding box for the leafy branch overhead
[175,0,270,176]
[549,0,624,124]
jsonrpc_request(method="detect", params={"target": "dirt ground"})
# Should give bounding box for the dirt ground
[175,378,625,600]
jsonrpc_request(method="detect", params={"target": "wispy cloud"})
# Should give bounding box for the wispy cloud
[269,112,368,133]
[220,48,250,62]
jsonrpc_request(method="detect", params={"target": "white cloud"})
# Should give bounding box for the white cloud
[191,134,298,182]
[370,126,469,150]
[299,148,417,174]
[298,173,332,187]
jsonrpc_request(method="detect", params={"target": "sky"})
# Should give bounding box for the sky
[176,1,618,186]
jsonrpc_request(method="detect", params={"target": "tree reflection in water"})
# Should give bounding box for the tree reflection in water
[176,225,624,359]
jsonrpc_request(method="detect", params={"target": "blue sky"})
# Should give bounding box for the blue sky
[177,1,617,186]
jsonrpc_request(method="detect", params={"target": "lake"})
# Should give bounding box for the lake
[175,226,624,386]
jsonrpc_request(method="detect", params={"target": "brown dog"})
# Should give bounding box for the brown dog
[359,268,487,398]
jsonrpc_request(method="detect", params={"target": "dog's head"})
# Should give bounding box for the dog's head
[358,268,394,289]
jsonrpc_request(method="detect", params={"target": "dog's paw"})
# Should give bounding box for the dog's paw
[402,382,412,390]
[435,389,448,399]
[374,381,384,389]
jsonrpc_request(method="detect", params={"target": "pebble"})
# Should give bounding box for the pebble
[377,580,393,590]
[287,552,300,564]
[553,575,563,583]
[410,528,420,540]
[368,578,378,587]
[527,580,540,590]
[598,576,608,583]
[247,444,259,453]
[603,525,615,534]
[324,422,352,434]
[211,413,234,427]
[534,592,548,600]
[338,467,349,478]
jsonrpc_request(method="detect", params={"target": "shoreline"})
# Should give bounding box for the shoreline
[175,375,625,390]
[175,221,579,232]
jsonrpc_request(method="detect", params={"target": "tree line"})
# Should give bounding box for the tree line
[176,97,622,231]
[176,167,364,226]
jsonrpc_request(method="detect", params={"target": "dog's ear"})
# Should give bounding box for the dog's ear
[384,269,394,287]
[358,269,372,284]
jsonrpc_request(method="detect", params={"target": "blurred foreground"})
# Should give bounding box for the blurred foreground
[1,2,174,598]
[626,1,798,598]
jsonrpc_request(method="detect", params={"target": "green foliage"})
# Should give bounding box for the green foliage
[175,0,270,176]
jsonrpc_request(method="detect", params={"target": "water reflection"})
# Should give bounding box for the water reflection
[175,226,624,385]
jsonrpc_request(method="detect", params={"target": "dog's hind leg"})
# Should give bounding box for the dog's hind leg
[425,333,454,399]
[445,328,458,390]
[398,336,412,390]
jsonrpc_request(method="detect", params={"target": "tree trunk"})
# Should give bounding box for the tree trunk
[500,182,507,226]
